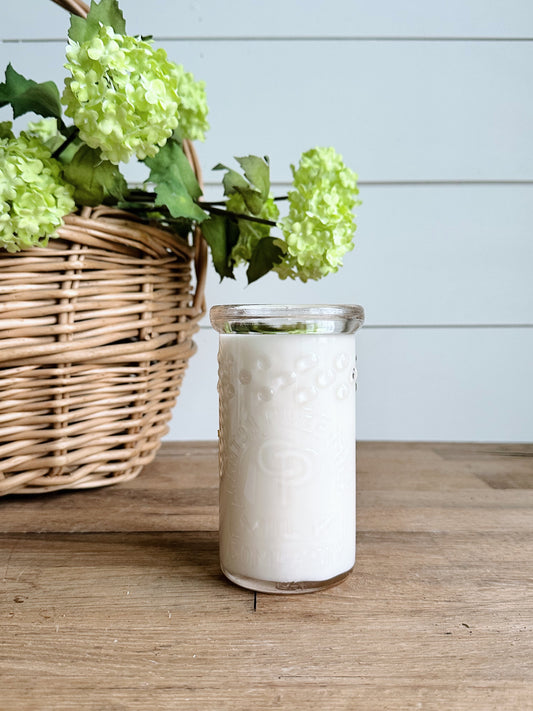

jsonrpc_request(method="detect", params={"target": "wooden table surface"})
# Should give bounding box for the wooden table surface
[1,441,532,710]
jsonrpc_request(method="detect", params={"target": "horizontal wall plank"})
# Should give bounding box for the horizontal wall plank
[0,41,531,182]
[356,326,533,442]
[182,41,533,183]
[202,184,533,327]
[3,0,533,40]
[168,325,533,442]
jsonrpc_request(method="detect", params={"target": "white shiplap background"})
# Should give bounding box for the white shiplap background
[2,1,532,442]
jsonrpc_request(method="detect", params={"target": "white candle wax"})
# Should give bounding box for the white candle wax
[218,332,357,591]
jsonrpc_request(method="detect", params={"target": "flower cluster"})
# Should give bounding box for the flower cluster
[277,147,360,282]
[0,128,75,252]
[63,26,183,163]
[26,117,60,143]
[170,64,209,143]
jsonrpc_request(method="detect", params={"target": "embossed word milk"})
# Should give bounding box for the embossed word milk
[210,305,365,594]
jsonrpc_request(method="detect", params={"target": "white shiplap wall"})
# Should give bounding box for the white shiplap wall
[2,1,532,442]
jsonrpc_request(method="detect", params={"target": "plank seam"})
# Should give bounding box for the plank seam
[3,36,533,44]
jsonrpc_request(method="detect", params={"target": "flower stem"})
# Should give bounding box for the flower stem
[51,128,79,159]
[200,203,277,227]
[120,192,279,227]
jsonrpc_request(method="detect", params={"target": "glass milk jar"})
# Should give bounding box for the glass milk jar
[210,304,364,594]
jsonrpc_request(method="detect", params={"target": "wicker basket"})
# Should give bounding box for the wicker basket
[0,1,208,495]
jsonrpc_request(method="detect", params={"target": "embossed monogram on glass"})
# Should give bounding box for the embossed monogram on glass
[210,305,365,594]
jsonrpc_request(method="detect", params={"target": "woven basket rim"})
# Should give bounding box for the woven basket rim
[0,216,203,495]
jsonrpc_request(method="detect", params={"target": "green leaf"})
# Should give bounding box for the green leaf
[0,122,13,140]
[246,237,284,284]
[68,0,126,43]
[236,155,270,201]
[235,187,264,215]
[68,15,89,44]
[88,0,126,33]
[0,64,62,120]
[172,141,203,201]
[213,159,267,214]
[213,163,249,195]
[145,140,207,223]
[62,144,127,206]
[201,215,239,280]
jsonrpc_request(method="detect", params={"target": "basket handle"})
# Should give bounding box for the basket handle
[182,140,208,315]
[50,0,90,17]
[49,0,208,317]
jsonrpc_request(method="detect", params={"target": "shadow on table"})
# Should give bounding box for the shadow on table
[115,530,229,590]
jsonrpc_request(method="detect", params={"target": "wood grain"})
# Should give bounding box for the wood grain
[1,441,532,710]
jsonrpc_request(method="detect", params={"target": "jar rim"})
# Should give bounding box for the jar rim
[209,304,365,335]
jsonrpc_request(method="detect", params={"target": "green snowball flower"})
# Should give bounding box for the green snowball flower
[62,25,182,164]
[26,118,59,143]
[277,147,360,282]
[25,118,66,155]
[171,64,209,142]
[0,130,75,252]
[229,192,280,266]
